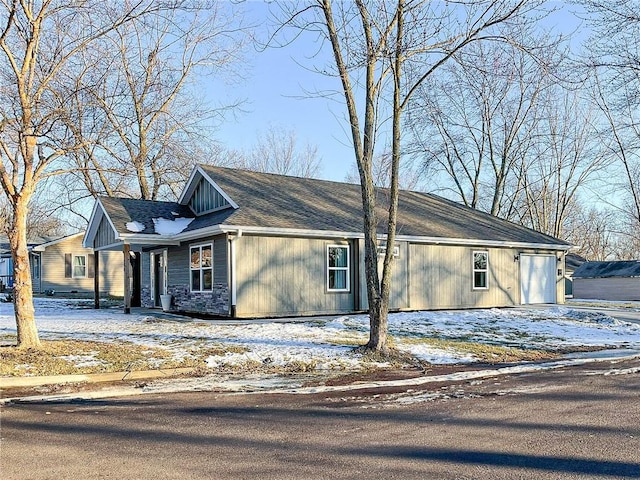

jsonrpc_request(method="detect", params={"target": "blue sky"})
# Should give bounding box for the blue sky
[213,2,353,182]
[212,2,585,184]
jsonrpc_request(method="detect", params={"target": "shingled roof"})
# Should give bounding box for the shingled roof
[573,261,640,279]
[99,197,193,236]
[98,165,569,248]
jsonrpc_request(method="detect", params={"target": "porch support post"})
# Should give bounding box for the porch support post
[123,244,131,314]
[94,251,100,309]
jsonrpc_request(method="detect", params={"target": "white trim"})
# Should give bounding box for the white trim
[150,248,168,307]
[472,250,489,290]
[177,166,202,204]
[229,230,243,312]
[117,234,182,245]
[72,254,88,279]
[90,219,572,253]
[33,232,84,252]
[212,226,570,251]
[327,244,350,292]
[90,241,127,252]
[83,198,121,249]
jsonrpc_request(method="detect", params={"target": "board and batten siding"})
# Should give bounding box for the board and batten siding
[93,215,116,249]
[573,277,640,301]
[358,239,409,311]
[234,235,355,317]
[166,236,228,287]
[408,245,519,309]
[38,236,123,296]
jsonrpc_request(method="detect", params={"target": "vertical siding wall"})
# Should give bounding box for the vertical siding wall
[94,216,116,248]
[408,245,519,309]
[358,240,409,311]
[235,235,354,317]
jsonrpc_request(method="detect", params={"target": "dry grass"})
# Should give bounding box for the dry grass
[0,340,248,377]
[400,337,557,363]
[0,334,560,379]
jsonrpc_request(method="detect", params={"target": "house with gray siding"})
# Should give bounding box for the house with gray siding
[83,165,571,316]
[572,261,640,301]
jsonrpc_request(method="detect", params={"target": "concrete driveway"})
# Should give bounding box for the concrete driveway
[565,304,640,325]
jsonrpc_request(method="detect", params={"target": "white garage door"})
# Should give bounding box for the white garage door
[520,254,557,304]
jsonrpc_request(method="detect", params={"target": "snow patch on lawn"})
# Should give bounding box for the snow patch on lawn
[1,299,640,372]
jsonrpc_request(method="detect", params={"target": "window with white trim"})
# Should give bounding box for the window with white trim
[327,245,350,292]
[190,244,213,292]
[473,251,488,289]
[73,255,87,278]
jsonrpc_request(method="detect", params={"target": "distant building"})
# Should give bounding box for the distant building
[572,261,640,301]
[32,232,124,296]
[0,233,124,297]
[564,253,587,297]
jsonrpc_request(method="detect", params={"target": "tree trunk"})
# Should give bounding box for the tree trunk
[9,199,40,348]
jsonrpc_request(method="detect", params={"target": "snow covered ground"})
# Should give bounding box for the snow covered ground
[2,298,640,373]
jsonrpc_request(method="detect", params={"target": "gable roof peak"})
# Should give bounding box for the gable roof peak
[178,164,238,210]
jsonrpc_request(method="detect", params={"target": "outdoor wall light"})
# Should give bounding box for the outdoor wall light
[514,254,519,262]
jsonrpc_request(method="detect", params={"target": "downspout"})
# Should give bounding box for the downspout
[229,229,243,318]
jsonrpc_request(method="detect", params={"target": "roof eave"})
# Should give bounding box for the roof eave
[177,224,572,249]
[34,232,85,251]
[119,233,181,245]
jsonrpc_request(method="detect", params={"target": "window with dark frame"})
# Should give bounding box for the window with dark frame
[327,245,350,292]
[190,244,213,292]
[473,251,488,289]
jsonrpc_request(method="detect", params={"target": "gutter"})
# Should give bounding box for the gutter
[228,229,243,317]
[98,224,571,252]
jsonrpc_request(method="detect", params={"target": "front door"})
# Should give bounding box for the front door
[131,252,142,307]
[152,250,167,307]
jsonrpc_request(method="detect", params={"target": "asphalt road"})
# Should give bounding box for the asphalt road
[2,356,640,479]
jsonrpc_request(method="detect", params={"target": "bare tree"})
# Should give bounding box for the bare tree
[276,0,540,353]
[0,195,66,239]
[615,221,640,260]
[514,86,610,238]
[408,36,558,218]
[582,0,640,255]
[344,152,424,190]
[0,1,172,348]
[225,125,322,178]
[62,3,248,203]
[563,206,618,261]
